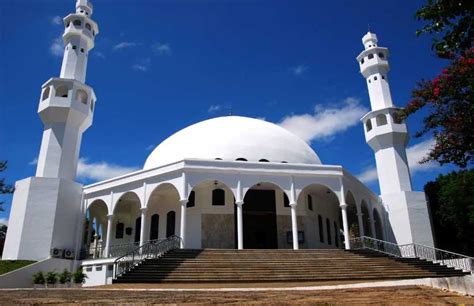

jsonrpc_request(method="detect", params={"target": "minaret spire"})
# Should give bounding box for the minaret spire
[357,32,434,247]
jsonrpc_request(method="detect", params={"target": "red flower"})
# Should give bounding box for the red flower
[433,87,440,96]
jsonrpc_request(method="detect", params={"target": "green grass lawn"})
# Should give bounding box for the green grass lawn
[0,260,36,275]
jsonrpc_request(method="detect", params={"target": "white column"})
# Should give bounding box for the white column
[235,200,244,249]
[104,214,113,257]
[139,207,147,246]
[290,202,299,250]
[340,203,351,250]
[357,212,365,238]
[179,199,187,248]
[86,215,93,245]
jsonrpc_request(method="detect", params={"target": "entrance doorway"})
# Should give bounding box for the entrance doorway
[238,189,278,249]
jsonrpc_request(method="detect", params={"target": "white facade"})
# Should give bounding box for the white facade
[3,0,434,284]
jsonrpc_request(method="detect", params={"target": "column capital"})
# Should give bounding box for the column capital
[107,214,114,220]
[289,202,297,208]
[180,199,188,206]
[339,203,348,209]
[140,207,148,213]
[235,200,244,206]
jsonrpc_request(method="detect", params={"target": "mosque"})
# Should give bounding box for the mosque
[3,0,435,282]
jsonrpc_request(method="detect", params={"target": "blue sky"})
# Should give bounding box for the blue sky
[0,0,459,224]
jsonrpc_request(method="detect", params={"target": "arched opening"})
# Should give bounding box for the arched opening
[373,208,384,239]
[75,89,88,105]
[236,158,247,161]
[149,214,159,240]
[166,211,176,237]
[112,192,141,249]
[41,87,50,101]
[189,180,235,248]
[365,119,373,132]
[147,183,181,240]
[55,85,69,98]
[297,184,341,249]
[259,159,269,162]
[345,191,359,239]
[376,114,388,126]
[242,182,285,249]
[85,23,92,31]
[73,19,82,27]
[85,200,108,258]
[187,191,195,208]
[361,200,372,237]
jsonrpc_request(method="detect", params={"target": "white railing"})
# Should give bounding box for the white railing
[351,236,473,273]
[83,239,166,259]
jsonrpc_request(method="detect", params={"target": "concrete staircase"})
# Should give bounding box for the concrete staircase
[113,249,469,284]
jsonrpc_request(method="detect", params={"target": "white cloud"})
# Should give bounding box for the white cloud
[77,158,138,181]
[132,58,151,72]
[291,65,308,76]
[357,138,436,183]
[51,16,62,25]
[0,218,7,226]
[28,158,38,166]
[278,97,368,143]
[113,42,137,51]
[208,105,222,113]
[94,51,106,59]
[50,37,63,57]
[152,43,172,55]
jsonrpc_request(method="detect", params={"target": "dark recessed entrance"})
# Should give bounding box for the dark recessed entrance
[236,189,278,249]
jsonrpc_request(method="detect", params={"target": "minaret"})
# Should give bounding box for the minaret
[3,0,99,260]
[357,32,434,246]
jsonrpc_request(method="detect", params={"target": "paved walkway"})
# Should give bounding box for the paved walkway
[0,286,472,304]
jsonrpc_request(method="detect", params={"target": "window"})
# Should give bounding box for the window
[259,159,269,162]
[42,87,50,101]
[307,195,313,211]
[284,193,290,207]
[368,54,374,60]
[115,222,124,239]
[93,30,96,36]
[149,214,159,240]
[166,211,176,237]
[376,114,388,126]
[236,158,247,161]
[134,217,141,243]
[80,48,85,53]
[318,215,324,243]
[334,222,339,247]
[72,45,77,50]
[378,52,385,58]
[90,99,95,112]
[215,158,222,160]
[365,119,372,132]
[326,218,332,245]
[360,58,364,64]
[73,19,82,27]
[374,76,378,81]
[382,75,385,80]
[85,23,92,31]
[392,112,403,124]
[281,161,288,163]
[76,89,88,104]
[187,191,195,208]
[55,85,69,98]
[212,189,225,206]
[368,79,371,84]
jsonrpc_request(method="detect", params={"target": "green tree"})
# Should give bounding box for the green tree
[402,0,473,167]
[0,161,14,211]
[425,169,474,255]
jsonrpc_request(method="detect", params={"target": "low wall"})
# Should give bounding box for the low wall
[0,258,74,288]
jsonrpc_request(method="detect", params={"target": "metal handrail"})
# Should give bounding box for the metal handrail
[114,235,182,278]
[351,236,473,273]
[83,239,166,259]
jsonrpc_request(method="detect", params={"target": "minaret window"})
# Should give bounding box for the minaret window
[360,58,364,64]
[73,19,82,27]
[80,48,85,53]
[86,23,92,31]
[76,89,88,105]
[259,159,269,162]
[376,114,388,126]
[91,100,95,112]
[41,87,50,101]
[378,52,385,58]
[382,75,385,80]
[55,86,69,98]
[368,54,374,60]
[365,119,373,132]
[236,158,247,161]
[72,45,77,50]
[374,76,378,81]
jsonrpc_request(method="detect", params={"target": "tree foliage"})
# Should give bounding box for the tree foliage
[415,0,473,59]
[402,0,474,167]
[0,161,15,211]
[425,169,474,255]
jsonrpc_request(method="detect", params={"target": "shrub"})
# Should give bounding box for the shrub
[59,269,72,284]
[72,268,87,284]
[32,271,45,285]
[45,271,58,285]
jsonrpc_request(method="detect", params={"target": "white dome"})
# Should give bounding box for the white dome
[144,116,321,169]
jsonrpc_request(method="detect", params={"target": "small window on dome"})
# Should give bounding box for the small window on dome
[236,158,247,161]
[259,159,269,162]
[281,161,288,163]
[215,158,222,160]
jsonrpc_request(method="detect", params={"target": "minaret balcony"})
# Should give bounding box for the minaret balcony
[357,47,390,77]
[38,78,96,129]
[361,108,408,151]
[63,14,99,48]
